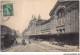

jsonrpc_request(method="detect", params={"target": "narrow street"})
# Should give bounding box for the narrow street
[2,38,78,52]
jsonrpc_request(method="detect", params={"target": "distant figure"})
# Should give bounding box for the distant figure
[15,40,17,45]
[22,39,26,45]
[29,40,31,44]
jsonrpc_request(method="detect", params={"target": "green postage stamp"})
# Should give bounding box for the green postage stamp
[3,3,13,16]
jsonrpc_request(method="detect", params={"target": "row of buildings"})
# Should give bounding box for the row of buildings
[1,25,18,50]
[23,0,79,37]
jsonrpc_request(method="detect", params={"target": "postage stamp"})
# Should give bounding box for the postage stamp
[3,3,13,16]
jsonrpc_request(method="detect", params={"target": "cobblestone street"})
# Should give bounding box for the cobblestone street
[2,38,78,52]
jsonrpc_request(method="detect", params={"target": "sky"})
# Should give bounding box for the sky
[2,0,57,34]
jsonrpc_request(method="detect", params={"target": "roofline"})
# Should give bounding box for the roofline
[49,1,59,16]
[49,0,79,16]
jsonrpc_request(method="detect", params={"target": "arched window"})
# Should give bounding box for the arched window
[57,9,65,19]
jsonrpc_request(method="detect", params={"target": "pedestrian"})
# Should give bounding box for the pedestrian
[29,40,31,44]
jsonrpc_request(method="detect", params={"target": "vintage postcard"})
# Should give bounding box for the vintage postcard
[0,0,79,52]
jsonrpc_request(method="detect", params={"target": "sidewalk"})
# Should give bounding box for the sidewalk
[40,41,79,52]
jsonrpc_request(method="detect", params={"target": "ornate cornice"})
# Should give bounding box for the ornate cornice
[66,1,79,11]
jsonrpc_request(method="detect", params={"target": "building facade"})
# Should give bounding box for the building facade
[23,0,79,36]
[1,25,17,49]
[50,1,79,34]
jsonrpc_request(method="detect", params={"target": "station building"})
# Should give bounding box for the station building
[24,0,79,36]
